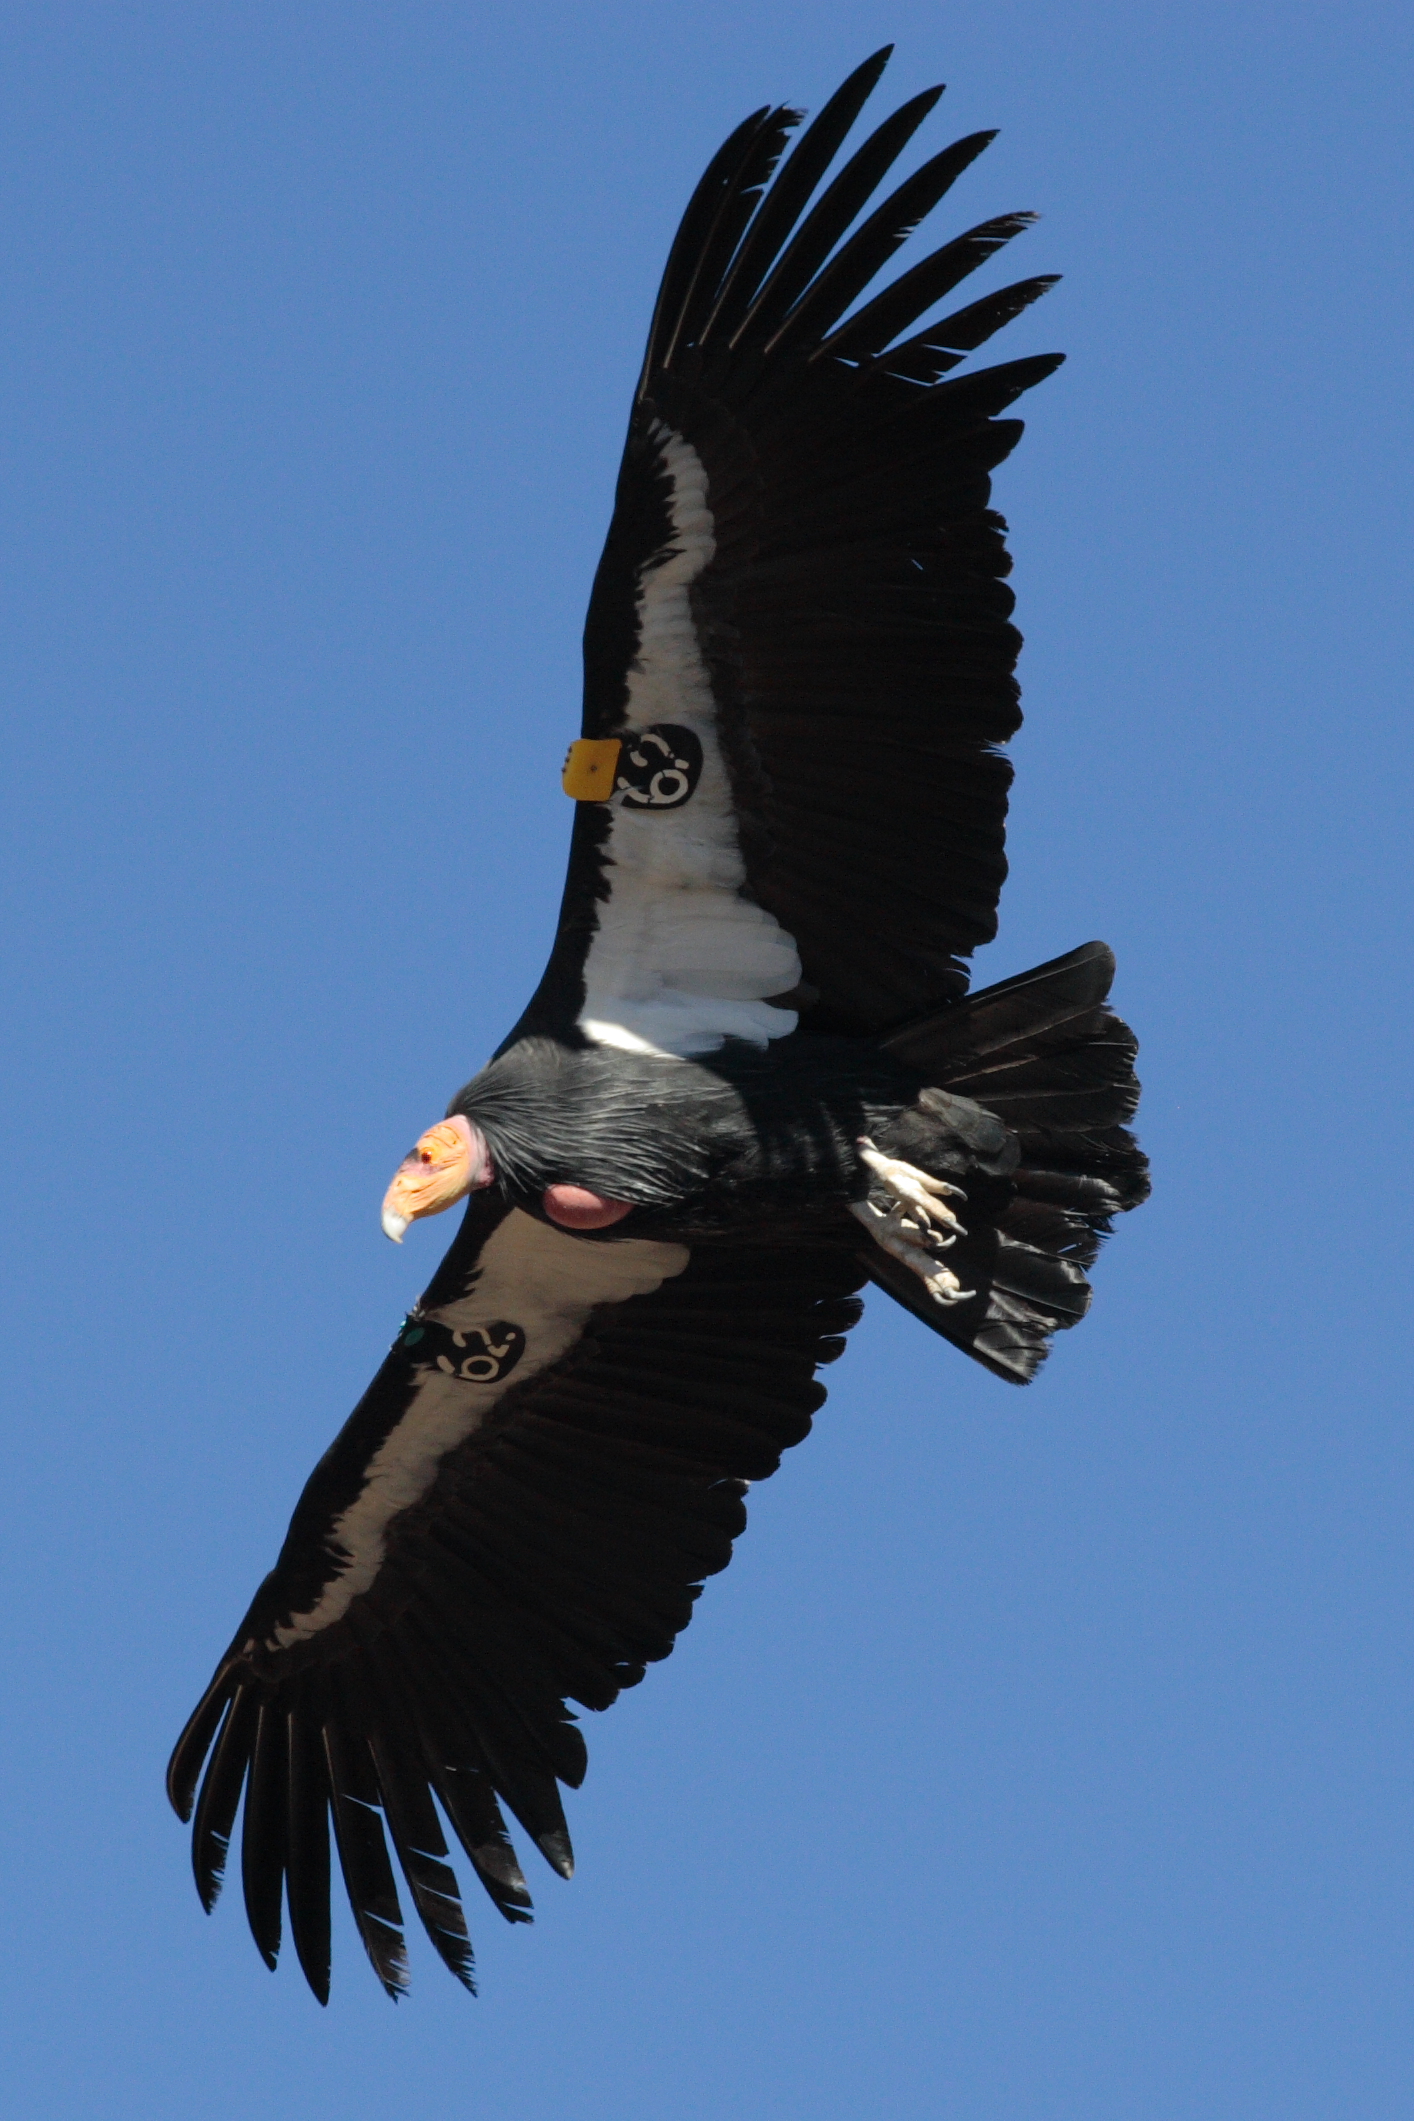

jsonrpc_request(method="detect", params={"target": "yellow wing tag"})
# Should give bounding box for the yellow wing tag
[562,738,622,801]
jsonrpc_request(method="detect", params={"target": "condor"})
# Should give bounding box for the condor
[169,48,1148,2000]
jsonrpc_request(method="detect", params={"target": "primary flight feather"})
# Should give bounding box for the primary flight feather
[168,48,1149,2001]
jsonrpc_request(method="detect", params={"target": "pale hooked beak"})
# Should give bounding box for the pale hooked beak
[381,1113,492,1241]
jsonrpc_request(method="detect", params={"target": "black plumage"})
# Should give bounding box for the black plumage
[169,51,1148,1998]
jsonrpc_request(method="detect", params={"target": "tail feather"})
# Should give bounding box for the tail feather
[873,943,1149,1382]
[884,939,1120,1071]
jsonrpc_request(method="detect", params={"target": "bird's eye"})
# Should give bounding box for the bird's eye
[420,1149,433,1163]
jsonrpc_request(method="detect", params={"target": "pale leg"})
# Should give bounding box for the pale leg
[849,1138,975,1306]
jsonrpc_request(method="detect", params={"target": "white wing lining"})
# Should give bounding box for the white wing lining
[578,424,802,1059]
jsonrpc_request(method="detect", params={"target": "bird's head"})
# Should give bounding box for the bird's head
[381,1113,493,1242]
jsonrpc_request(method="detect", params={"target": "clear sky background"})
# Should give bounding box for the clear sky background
[2,5,1411,2117]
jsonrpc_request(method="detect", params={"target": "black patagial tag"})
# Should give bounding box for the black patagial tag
[397,1317,527,1384]
[615,723,703,810]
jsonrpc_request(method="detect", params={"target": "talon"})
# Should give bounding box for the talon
[852,1139,978,1303]
[856,1139,969,1237]
[917,1172,967,1202]
[925,1273,975,1307]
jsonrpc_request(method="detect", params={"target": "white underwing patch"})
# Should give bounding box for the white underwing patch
[579,424,801,1058]
[269,1213,689,1646]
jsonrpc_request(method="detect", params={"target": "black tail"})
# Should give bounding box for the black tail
[874,942,1149,1383]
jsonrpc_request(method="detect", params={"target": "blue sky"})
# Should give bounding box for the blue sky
[2,5,1411,2116]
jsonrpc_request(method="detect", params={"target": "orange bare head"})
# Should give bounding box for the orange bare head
[381,1113,493,1242]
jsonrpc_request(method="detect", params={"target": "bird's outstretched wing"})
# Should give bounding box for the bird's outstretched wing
[169,1192,864,1997]
[508,47,1062,1060]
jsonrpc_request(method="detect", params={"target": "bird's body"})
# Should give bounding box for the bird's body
[169,50,1149,2001]
[451,1034,935,1230]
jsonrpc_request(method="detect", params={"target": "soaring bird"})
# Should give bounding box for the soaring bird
[168,49,1149,2001]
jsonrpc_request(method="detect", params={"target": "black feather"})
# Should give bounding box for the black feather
[240,1698,287,1970]
[702,46,894,345]
[191,1687,257,1914]
[431,1505,680,1661]
[404,1675,537,1923]
[819,210,1035,363]
[402,1608,575,1880]
[658,108,798,374]
[166,1668,236,1824]
[285,1707,333,2005]
[323,1703,409,1999]
[408,1593,587,1794]
[404,1515,629,1710]
[882,942,1118,1071]
[869,274,1060,383]
[771,134,998,356]
[729,86,945,348]
[638,105,775,393]
[867,943,1147,1376]
[362,1651,477,1990]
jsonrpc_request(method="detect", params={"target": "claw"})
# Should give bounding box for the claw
[856,1139,970,1239]
[881,1206,957,1252]
[848,1193,975,1306]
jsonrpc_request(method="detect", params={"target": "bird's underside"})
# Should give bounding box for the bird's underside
[169,49,1149,2000]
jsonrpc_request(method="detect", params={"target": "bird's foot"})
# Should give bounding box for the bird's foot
[857,1140,968,1238]
[849,1139,975,1306]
